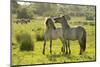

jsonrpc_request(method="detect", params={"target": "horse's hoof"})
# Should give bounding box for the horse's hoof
[42,52,45,55]
[43,53,45,55]
[79,52,82,55]
[65,52,68,54]
[61,47,65,53]
[69,51,71,55]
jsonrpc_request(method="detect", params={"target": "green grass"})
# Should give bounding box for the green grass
[12,16,96,65]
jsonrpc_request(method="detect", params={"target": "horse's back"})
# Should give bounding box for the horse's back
[64,26,86,40]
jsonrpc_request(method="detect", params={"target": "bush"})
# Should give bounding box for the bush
[12,42,16,45]
[86,16,94,20]
[36,31,44,41]
[17,7,33,19]
[83,22,88,25]
[37,28,42,31]
[88,22,95,26]
[16,32,34,51]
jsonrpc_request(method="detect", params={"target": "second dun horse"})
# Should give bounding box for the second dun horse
[42,17,70,55]
[54,15,86,55]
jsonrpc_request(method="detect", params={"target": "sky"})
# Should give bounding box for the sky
[17,1,31,5]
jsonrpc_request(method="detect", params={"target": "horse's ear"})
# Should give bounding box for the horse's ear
[59,14,63,17]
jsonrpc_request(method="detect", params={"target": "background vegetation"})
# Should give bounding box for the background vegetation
[12,0,96,66]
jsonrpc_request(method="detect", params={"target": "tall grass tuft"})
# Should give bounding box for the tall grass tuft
[36,31,44,41]
[16,32,34,51]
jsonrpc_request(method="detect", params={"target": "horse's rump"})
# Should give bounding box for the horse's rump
[63,26,86,41]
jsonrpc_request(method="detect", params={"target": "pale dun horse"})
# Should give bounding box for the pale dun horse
[42,17,70,55]
[54,15,86,55]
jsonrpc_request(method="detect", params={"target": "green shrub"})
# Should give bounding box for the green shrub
[83,22,88,25]
[36,31,44,41]
[16,32,34,51]
[16,33,22,44]
[17,7,33,19]
[37,27,42,31]
[12,42,16,45]
[86,16,94,20]
[88,22,95,26]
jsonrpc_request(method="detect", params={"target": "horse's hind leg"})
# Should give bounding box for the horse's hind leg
[78,39,83,55]
[60,39,66,54]
[43,40,46,55]
[65,40,68,54]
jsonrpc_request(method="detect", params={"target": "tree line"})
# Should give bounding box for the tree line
[12,0,95,20]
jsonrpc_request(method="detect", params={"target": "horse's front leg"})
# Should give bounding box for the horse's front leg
[50,39,52,54]
[43,40,46,55]
[65,40,68,54]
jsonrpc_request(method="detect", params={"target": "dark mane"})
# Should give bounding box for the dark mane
[62,15,70,28]
[45,18,56,29]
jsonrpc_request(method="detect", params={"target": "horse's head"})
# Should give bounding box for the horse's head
[54,15,70,28]
[45,18,56,29]
[54,15,66,23]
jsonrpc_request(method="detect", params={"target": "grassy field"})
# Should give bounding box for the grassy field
[12,16,96,66]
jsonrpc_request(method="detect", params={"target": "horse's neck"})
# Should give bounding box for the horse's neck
[62,18,70,29]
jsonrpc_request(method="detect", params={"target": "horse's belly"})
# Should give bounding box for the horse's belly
[68,35,77,40]
[66,29,77,40]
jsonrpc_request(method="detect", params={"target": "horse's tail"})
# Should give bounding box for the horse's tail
[82,29,86,52]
